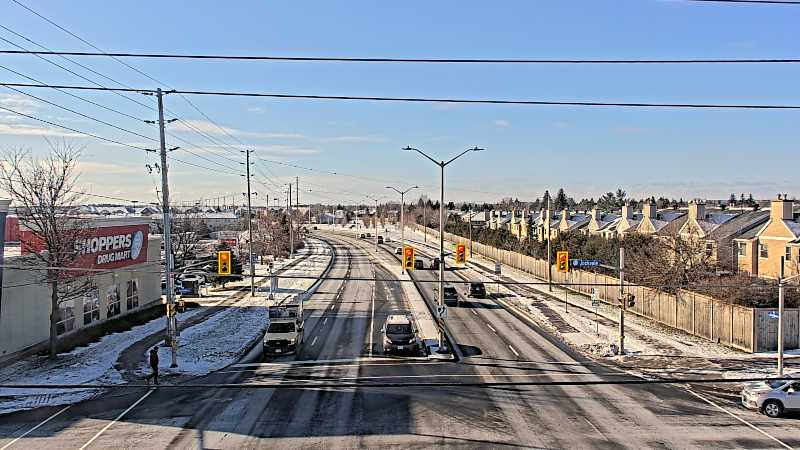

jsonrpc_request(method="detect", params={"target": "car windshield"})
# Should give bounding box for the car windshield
[268,322,295,333]
[472,283,484,289]
[386,323,412,334]
[767,380,788,389]
[444,287,456,294]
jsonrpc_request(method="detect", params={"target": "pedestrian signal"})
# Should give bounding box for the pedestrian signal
[403,246,415,271]
[556,251,569,273]
[218,250,232,275]
[455,243,466,265]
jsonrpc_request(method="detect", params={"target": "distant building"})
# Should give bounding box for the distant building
[736,196,800,280]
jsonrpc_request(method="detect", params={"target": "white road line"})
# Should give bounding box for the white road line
[369,270,376,358]
[330,303,335,310]
[685,388,793,450]
[78,388,155,450]
[508,345,520,357]
[311,336,319,347]
[471,309,478,316]
[322,317,328,325]
[486,323,497,333]
[0,405,71,450]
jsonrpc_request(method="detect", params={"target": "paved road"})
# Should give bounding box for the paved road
[1,232,798,449]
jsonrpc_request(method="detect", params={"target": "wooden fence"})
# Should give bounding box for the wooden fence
[413,224,797,353]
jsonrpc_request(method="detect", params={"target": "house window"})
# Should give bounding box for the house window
[737,242,746,257]
[759,243,769,259]
[107,285,121,318]
[83,288,100,325]
[787,246,792,262]
[56,300,75,335]
[705,242,714,257]
[126,279,139,310]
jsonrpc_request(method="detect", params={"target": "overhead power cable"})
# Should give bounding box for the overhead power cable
[2,49,799,63]
[2,82,797,109]
[168,155,241,176]
[0,105,152,152]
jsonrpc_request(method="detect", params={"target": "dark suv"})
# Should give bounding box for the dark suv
[469,282,486,298]
[382,314,419,354]
[443,285,459,306]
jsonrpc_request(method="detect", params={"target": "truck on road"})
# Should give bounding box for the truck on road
[263,303,304,357]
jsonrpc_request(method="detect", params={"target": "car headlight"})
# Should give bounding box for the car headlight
[383,336,392,345]
[408,337,417,344]
[288,339,296,344]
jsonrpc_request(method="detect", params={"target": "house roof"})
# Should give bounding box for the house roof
[706,210,769,240]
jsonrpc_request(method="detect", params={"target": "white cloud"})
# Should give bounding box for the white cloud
[0,93,39,115]
[0,122,83,137]
[171,119,304,140]
[321,135,386,143]
[77,161,145,176]
[493,119,510,128]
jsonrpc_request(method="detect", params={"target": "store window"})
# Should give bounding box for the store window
[107,285,121,318]
[126,279,139,310]
[83,287,100,325]
[56,299,75,335]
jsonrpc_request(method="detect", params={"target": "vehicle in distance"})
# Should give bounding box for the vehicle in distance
[469,282,486,298]
[742,379,800,418]
[431,257,440,270]
[414,259,424,270]
[360,233,366,239]
[443,285,459,306]
[263,304,304,357]
[384,236,392,243]
[377,235,384,244]
[366,233,372,238]
[395,246,403,255]
[382,314,419,354]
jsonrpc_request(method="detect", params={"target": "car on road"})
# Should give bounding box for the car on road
[395,246,403,255]
[442,285,459,306]
[469,282,486,298]
[360,233,366,239]
[431,257,440,270]
[381,314,420,354]
[742,379,800,418]
[377,235,384,244]
[414,259,424,270]
[366,233,372,238]
[384,236,392,243]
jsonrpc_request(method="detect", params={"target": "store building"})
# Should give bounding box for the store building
[0,216,162,363]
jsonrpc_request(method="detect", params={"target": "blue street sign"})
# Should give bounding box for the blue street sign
[768,311,779,320]
[571,259,601,268]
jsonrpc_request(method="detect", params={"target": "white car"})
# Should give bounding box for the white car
[395,247,403,255]
[741,379,800,418]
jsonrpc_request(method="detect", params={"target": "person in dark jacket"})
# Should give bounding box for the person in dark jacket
[145,346,159,385]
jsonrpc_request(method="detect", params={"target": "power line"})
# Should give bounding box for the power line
[3,82,798,109]
[2,49,800,63]
[168,154,241,176]
[0,105,152,152]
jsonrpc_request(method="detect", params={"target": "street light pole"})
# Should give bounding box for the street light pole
[386,185,418,273]
[403,146,485,353]
[241,149,255,297]
[365,195,382,252]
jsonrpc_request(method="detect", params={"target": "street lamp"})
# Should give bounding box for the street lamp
[365,194,383,252]
[386,185,418,273]
[403,146,484,353]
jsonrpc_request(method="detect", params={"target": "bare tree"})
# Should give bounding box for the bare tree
[0,145,92,358]
[625,231,717,290]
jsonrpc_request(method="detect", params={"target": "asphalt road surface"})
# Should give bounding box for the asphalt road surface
[1,231,798,449]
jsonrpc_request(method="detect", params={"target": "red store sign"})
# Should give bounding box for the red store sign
[21,224,150,270]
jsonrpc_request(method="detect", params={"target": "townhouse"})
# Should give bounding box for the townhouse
[735,195,800,280]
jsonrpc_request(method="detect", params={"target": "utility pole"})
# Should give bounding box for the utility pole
[386,185,418,274]
[288,183,294,258]
[618,246,625,354]
[468,209,474,259]
[295,176,299,216]
[242,149,255,296]
[374,199,379,251]
[404,146,484,354]
[547,197,552,292]
[423,205,427,243]
[778,256,785,376]
[155,88,178,368]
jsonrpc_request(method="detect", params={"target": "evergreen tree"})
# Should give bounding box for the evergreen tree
[728,193,736,206]
[554,188,568,211]
[542,190,551,209]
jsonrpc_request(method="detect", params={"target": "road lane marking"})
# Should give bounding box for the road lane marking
[330,303,335,310]
[471,309,478,315]
[0,405,71,450]
[369,269,376,358]
[486,323,497,333]
[322,317,328,325]
[311,336,318,347]
[508,345,520,357]
[685,388,792,450]
[78,388,155,450]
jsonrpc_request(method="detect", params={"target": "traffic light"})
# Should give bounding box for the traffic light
[403,246,415,271]
[165,303,175,317]
[455,243,466,265]
[618,293,636,309]
[556,251,569,273]
[218,250,232,275]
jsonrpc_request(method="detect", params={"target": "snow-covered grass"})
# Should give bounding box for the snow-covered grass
[137,239,333,377]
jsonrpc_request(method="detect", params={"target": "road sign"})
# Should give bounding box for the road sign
[768,311,779,320]
[217,250,231,275]
[591,288,600,307]
[556,251,569,273]
[403,246,415,271]
[494,261,502,275]
[571,259,601,268]
[437,305,448,318]
[454,243,466,265]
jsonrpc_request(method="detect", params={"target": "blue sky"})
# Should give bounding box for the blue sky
[1,0,798,206]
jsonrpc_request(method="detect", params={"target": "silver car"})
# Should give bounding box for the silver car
[741,379,800,418]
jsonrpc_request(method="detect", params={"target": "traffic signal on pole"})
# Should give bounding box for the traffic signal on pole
[556,251,569,273]
[218,250,232,275]
[618,293,636,309]
[403,246,415,271]
[165,303,175,317]
[455,243,466,265]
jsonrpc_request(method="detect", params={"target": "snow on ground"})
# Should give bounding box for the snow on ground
[137,238,333,377]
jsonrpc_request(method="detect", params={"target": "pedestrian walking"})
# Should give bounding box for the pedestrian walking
[145,346,160,385]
